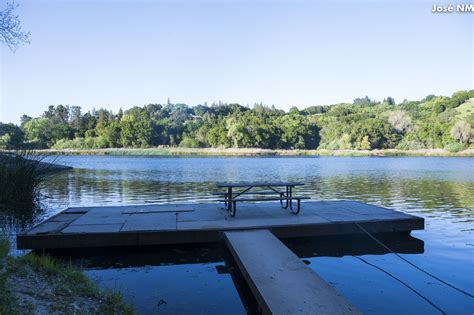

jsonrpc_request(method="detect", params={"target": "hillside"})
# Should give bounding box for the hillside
[0,90,473,152]
[456,98,474,121]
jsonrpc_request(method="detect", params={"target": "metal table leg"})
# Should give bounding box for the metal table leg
[289,185,293,210]
[227,187,232,211]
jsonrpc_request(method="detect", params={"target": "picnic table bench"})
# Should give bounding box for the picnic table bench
[214,182,310,217]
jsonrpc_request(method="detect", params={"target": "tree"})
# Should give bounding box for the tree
[22,115,69,147]
[415,119,448,149]
[450,90,470,107]
[383,97,396,105]
[388,111,412,133]
[207,124,229,147]
[96,121,120,147]
[12,89,472,151]
[119,108,153,147]
[353,96,375,106]
[278,115,319,149]
[0,2,30,51]
[422,94,436,102]
[69,106,83,135]
[22,118,52,147]
[19,114,31,126]
[54,104,70,124]
[43,105,56,119]
[226,117,248,148]
[0,122,24,148]
[352,118,398,149]
[450,121,471,144]
[289,106,299,114]
[339,133,352,149]
[357,136,371,150]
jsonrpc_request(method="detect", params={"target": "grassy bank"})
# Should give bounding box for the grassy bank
[12,147,474,157]
[0,237,133,314]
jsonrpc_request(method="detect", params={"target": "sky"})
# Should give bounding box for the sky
[0,0,472,123]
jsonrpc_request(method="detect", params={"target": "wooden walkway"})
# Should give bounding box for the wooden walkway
[17,200,424,249]
[224,229,360,314]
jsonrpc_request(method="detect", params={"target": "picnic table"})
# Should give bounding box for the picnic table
[214,182,310,217]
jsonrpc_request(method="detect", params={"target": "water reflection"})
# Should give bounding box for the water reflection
[42,232,425,314]
[36,156,473,223]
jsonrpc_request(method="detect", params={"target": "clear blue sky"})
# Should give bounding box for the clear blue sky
[0,0,472,123]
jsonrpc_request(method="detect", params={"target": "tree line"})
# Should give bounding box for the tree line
[1,90,473,152]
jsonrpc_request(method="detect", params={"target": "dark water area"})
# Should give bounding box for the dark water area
[1,156,473,314]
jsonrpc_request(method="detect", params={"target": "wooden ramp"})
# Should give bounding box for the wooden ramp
[224,229,360,315]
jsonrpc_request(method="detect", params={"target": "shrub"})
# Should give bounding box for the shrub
[396,138,425,150]
[53,137,112,149]
[339,134,353,149]
[324,139,341,150]
[444,142,467,153]
[450,120,472,144]
[179,137,203,148]
[52,138,86,149]
[356,136,371,150]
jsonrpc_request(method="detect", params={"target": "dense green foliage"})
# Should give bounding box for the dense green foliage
[1,90,473,151]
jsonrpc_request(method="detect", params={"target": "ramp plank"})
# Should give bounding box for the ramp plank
[224,229,360,315]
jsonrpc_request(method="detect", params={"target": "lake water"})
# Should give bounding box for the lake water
[3,156,474,314]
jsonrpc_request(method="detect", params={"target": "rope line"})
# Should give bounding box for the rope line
[353,256,447,315]
[354,222,474,299]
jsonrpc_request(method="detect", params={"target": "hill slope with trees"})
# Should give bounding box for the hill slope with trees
[1,90,473,153]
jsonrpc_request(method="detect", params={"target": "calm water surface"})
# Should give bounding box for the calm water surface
[3,156,474,314]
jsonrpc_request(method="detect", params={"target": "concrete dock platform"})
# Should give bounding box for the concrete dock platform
[17,200,424,314]
[17,200,424,249]
[224,229,360,314]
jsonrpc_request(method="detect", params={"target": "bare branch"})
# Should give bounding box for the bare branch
[0,2,30,52]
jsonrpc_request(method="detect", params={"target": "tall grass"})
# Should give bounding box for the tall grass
[26,147,474,157]
[0,152,59,210]
[0,236,15,314]
[0,236,134,314]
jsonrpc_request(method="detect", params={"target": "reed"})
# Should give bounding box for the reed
[0,152,58,210]
[18,147,474,157]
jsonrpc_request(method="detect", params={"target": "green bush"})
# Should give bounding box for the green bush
[321,139,341,150]
[396,139,425,150]
[53,137,112,150]
[52,138,86,149]
[179,137,203,148]
[444,142,467,153]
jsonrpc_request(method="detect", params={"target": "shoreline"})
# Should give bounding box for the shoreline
[0,237,133,314]
[8,147,474,157]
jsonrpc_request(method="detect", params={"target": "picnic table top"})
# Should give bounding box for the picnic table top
[216,182,304,188]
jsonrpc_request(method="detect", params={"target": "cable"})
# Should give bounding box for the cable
[353,256,447,315]
[354,222,474,299]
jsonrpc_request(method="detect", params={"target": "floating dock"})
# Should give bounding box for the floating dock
[17,200,423,314]
[17,200,423,249]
